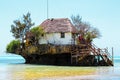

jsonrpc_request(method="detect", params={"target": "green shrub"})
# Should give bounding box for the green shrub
[6,40,20,53]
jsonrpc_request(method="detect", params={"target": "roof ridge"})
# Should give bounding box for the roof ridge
[47,18,68,20]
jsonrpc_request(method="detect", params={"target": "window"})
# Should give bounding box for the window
[61,32,65,38]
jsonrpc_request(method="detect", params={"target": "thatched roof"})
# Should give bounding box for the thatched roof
[40,18,78,33]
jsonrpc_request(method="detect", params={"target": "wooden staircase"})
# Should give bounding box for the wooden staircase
[70,43,113,66]
[88,43,113,66]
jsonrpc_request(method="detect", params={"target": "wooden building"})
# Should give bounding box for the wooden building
[39,18,78,45]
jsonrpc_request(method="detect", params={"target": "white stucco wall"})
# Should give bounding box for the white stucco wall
[39,32,75,45]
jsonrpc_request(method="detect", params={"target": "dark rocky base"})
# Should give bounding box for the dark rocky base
[21,53,113,66]
[23,53,71,66]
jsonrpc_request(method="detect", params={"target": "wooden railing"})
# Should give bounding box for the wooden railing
[87,43,113,66]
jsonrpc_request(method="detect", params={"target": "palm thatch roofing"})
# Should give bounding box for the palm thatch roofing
[40,18,78,33]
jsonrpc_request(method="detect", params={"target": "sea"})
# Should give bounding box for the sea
[0,53,120,80]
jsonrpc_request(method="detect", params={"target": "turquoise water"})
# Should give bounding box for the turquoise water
[0,53,25,64]
[0,53,120,80]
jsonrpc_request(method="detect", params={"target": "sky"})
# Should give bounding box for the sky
[0,0,120,56]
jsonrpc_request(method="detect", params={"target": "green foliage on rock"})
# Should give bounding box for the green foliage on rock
[30,26,44,40]
[30,26,45,45]
[6,40,20,53]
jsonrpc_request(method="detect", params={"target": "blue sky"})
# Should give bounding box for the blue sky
[0,0,120,56]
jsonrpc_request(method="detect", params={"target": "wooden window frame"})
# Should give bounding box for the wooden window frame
[60,32,65,38]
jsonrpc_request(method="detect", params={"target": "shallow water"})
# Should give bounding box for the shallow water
[0,54,120,80]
